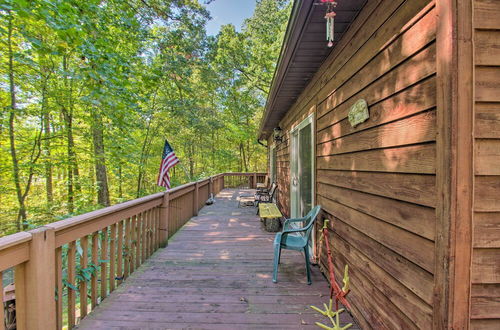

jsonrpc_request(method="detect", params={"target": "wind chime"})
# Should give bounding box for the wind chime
[319,0,338,47]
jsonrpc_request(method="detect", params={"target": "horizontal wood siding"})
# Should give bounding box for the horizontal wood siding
[272,1,437,328]
[472,0,500,328]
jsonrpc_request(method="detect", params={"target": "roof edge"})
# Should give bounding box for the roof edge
[258,0,314,140]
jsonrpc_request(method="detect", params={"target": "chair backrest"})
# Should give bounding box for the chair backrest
[269,182,278,201]
[302,206,322,241]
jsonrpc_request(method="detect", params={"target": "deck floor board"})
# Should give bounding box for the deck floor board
[77,188,358,329]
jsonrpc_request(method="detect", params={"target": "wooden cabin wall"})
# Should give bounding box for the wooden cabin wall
[271,0,437,328]
[471,1,500,329]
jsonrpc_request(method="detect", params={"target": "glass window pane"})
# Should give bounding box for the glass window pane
[299,123,312,216]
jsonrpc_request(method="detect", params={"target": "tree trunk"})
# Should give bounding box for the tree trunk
[42,80,53,206]
[61,55,80,213]
[91,108,110,207]
[118,163,123,199]
[7,11,27,230]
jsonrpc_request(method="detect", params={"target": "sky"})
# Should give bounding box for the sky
[205,0,257,35]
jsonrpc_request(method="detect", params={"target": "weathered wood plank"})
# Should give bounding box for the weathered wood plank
[474,212,500,248]
[100,227,108,299]
[475,102,500,138]
[116,221,123,285]
[317,9,436,119]
[475,30,500,66]
[330,232,432,328]
[318,195,434,273]
[55,247,63,330]
[476,67,500,102]
[316,0,434,107]
[317,143,436,174]
[472,248,500,283]
[109,224,116,292]
[318,43,437,120]
[474,0,500,30]
[317,169,436,207]
[317,182,435,240]
[317,76,436,137]
[471,284,500,319]
[327,217,434,305]
[91,232,98,309]
[327,251,418,330]
[77,189,359,329]
[474,176,500,212]
[317,110,436,156]
[79,235,89,319]
[475,139,500,175]
[471,319,500,330]
[67,241,76,328]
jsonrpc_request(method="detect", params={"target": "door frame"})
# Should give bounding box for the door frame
[289,113,315,219]
[269,143,277,184]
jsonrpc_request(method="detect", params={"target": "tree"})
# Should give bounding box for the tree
[0,0,291,235]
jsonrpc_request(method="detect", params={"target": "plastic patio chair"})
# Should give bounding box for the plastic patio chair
[256,175,270,193]
[255,182,277,206]
[272,205,321,285]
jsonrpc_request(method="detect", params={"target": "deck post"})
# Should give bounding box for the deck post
[23,227,56,329]
[253,172,257,188]
[434,0,474,328]
[209,176,213,196]
[159,191,170,247]
[193,181,199,216]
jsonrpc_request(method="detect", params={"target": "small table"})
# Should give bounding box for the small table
[259,203,283,232]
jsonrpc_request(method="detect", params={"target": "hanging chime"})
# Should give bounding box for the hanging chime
[321,0,338,47]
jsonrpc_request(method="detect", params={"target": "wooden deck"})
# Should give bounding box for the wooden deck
[77,189,358,329]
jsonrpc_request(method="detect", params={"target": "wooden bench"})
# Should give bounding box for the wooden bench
[258,203,282,232]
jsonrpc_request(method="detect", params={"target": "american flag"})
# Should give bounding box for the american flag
[157,139,179,189]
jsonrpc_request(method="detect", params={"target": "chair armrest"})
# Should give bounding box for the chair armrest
[283,217,306,230]
[284,216,306,224]
[282,227,307,234]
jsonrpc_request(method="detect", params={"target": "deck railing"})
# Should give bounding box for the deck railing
[0,172,265,330]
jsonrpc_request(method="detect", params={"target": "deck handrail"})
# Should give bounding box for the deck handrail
[0,172,265,330]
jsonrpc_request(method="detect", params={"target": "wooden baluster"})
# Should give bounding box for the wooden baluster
[100,227,108,300]
[148,209,153,256]
[168,201,172,239]
[193,182,199,216]
[124,218,131,279]
[151,207,158,253]
[67,241,76,328]
[109,224,116,292]
[144,210,150,257]
[150,209,154,255]
[136,213,142,268]
[142,211,147,262]
[80,235,89,319]
[117,221,124,285]
[155,207,160,250]
[55,247,63,329]
[130,216,136,274]
[151,208,156,251]
[91,232,98,309]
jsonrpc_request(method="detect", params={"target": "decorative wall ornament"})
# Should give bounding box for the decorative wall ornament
[348,99,369,127]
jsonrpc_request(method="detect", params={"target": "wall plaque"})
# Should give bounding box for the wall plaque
[348,99,369,127]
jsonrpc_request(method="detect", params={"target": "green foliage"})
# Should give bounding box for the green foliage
[0,0,291,236]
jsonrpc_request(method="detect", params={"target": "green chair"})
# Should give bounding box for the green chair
[272,205,321,285]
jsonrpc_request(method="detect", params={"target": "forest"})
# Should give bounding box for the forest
[0,0,291,235]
